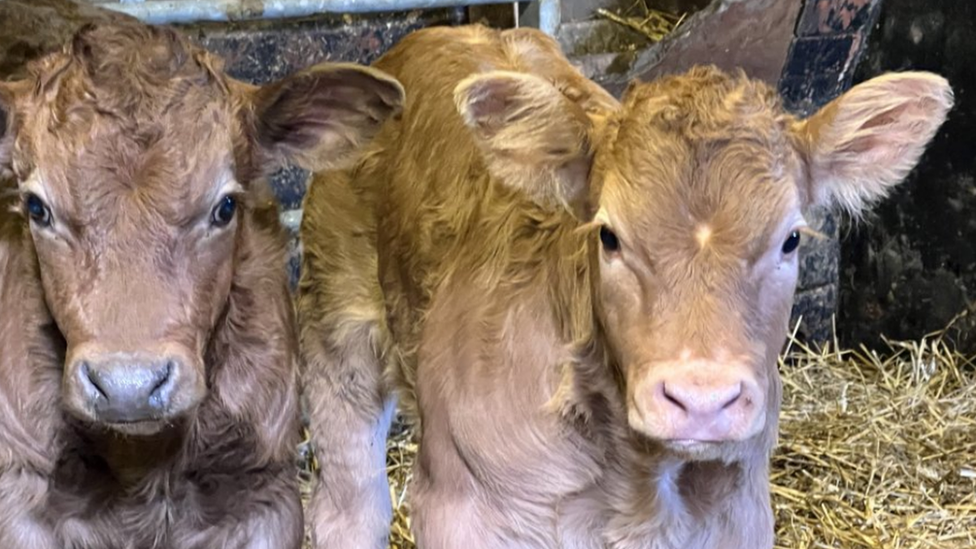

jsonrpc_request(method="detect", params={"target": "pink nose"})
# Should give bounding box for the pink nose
[663,380,743,418]
[631,360,765,443]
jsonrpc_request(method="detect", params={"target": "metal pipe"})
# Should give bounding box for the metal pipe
[92,0,518,26]
[280,209,302,233]
[537,0,560,36]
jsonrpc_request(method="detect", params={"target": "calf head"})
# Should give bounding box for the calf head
[0,23,403,436]
[457,65,952,462]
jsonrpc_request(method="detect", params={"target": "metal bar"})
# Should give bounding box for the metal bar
[537,0,559,35]
[92,0,524,26]
[280,209,302,232]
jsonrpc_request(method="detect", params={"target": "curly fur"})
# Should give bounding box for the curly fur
[0,14,402,549]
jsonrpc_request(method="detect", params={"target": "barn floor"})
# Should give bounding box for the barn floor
[768,322,975,548]
[299,316,976,549]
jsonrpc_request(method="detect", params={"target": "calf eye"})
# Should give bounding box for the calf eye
[24,193,51,227]
[781,231,801,254]
[599,226,620,253]
[211,196,237,228]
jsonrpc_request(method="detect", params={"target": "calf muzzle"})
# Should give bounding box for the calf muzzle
[78,357,176,423]
[64,346,204,431]
[630,358,766,448]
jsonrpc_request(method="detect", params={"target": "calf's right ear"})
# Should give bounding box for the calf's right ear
[250,63,405,172]
[455,71,598,219]
[794,71,953,217]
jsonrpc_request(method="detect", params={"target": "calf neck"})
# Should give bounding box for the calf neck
[0,21,403,548]
[298,25,952,548]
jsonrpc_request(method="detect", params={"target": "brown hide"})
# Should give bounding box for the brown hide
[299,24,951,549]
[0,15,403,549]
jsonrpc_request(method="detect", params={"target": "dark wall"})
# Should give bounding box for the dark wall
[840,0,976,350]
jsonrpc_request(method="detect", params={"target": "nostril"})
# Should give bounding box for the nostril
[661,383,687,412]
[720,383,745,410]
[80,362,108,400]
[149,361,174,399]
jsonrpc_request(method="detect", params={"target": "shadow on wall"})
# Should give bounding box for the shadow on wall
[839,0,976,351]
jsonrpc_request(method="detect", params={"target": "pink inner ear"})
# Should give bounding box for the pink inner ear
[841,95,944,156]
[465,77,522,123]
[0,104,10,171]
[857,109,899,132]
[805,73,953,215]
[859,95,939,131]
[468,100,506,135]
[467,88,507,122]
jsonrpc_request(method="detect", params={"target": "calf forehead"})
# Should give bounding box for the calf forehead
[600,69,800,258]
[19,26,239,225]
[31,91,235,181]
[603,139,796,233]
[27,103,235,227]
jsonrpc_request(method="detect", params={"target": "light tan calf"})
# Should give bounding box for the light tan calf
[298,24,952,549]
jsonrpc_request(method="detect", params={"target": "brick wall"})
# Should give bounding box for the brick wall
[781,0,884,116]
[778,0,884,343]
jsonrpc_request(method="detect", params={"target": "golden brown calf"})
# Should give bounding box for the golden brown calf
[0,22,403,548]
[298,25,952,549]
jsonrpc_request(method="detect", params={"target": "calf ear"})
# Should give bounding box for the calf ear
[455,71,598,219]
[795,71,953,216]
[251,63,404,172]
[0,83,13,176]
[0,80,32,181]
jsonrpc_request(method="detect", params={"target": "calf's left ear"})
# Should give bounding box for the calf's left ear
[250,63,404,172]
[794,71,953,216]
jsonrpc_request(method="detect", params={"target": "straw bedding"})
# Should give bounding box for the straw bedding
[771,323,975,548]
[301,321,976,548]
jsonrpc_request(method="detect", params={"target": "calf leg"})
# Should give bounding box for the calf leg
[302,331,394,549]
[298,175,394,549]
[408,426,552,549]
[411,484,503,549]
[409,456,551,549]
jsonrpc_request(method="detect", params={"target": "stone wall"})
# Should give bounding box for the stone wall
[839,0,976,351]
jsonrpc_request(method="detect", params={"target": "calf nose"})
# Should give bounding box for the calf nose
[77,357,177,423]
[662,381,743,418]
[631,360,765,443]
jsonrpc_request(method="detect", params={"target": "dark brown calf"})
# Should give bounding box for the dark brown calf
[0,21,403,548]
[298,25,951,549]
